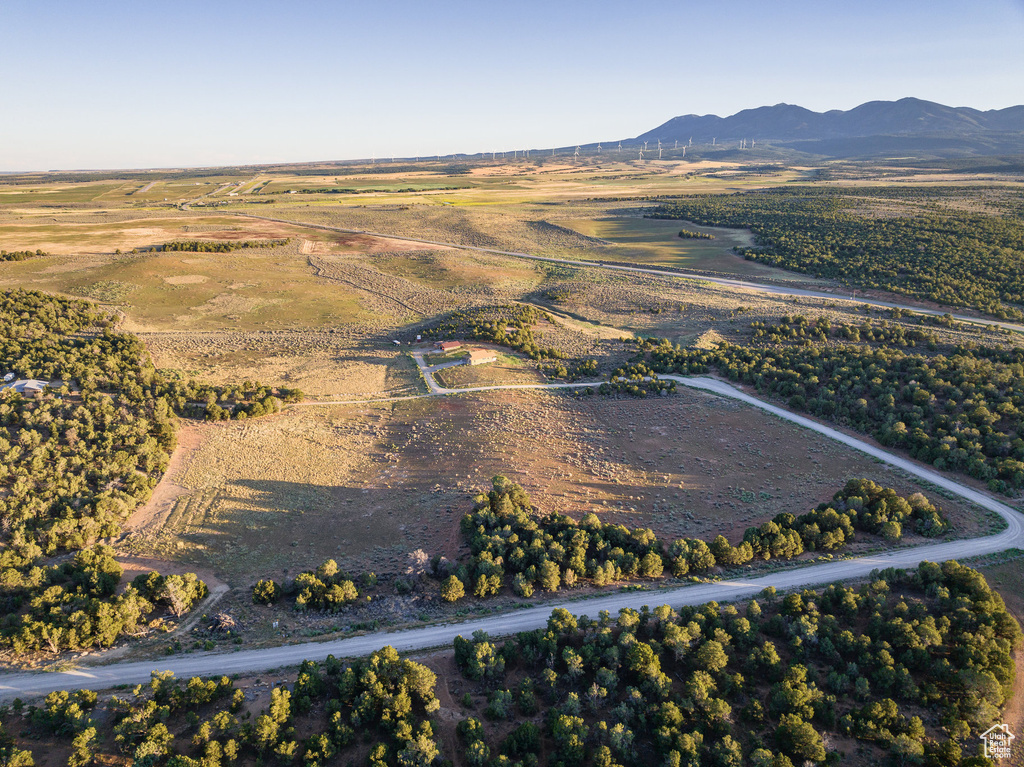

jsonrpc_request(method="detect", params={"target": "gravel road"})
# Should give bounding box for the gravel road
[0,377,1019,700]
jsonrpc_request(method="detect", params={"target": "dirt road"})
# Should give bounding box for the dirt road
[233,212,1024,335]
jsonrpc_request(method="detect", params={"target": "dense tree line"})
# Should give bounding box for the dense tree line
[0,545,205,655]
[629,328,1024,491]
[0,249,48,262]
[2,646,441,766]
[157,239,289,253]
[7,561,1016,765]
[160,378,301,421]
[424,305,567,361]
[649,187,1024,319]
[448,560,1020,766]
[751,314,940,349]
[677,229,714,240]
[446,477,946,600]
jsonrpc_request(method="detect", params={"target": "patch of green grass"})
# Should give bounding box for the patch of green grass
[69,279,138,302]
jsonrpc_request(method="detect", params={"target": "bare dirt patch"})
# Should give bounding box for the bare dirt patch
[124,423,205,535]
[163,274,208,285]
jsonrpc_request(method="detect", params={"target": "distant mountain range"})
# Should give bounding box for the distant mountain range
[632,98,1024,158]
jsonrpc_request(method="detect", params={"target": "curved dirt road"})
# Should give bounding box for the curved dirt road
[0,376,1020,700]
[233,212,1024,335]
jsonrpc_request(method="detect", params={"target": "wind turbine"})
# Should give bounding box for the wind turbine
[682,146,686,157]
[659,146,663,159]
[712,137,716,146]
[643,141,649,152]
[674,140,678,149]
[689,137,692,146]
[638,148,644,161]
[597,143,602,153]
[573,146,580,163]
[618,141,622,152]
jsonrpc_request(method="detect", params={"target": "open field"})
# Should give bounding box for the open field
[122,387,990,590]
[142,331,427,399]
[557,215,814,282]
[0,212,299,255]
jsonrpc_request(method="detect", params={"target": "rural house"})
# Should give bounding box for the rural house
[435,340,462,352]
[0,379,49,398]
[466,349,498,366]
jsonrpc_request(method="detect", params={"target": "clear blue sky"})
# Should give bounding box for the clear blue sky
[2,0,1023,171]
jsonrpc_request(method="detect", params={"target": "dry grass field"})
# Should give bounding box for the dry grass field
[141,331,427,399]
[121,387,990,590]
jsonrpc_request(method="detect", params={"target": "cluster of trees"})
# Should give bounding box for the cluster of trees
[677,229,714,240]
[157,377,301,421]
[424,305,567,361]
[750,315,939,349]
[0,289,263,658]
[157,239,289,253]
[132,571,209,618]
[632,332,1024,491]
[600,367,677,397]
[5,646,441,766]
[0,249,47,262]
[447,476,943,600]
[650,187,1024,319]
[0,290,179,559]
[541,358,598,381]
[252,559,375,612]
[0,545,206,655]
[448,561,1020,766]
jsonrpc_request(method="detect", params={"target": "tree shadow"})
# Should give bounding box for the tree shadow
[176,478,461,583]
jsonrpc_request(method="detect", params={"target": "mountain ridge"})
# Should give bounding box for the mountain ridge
[633,98,1024,157]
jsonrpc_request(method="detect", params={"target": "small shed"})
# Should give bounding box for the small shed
[435,340,462,352]
[466,349,498,366]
